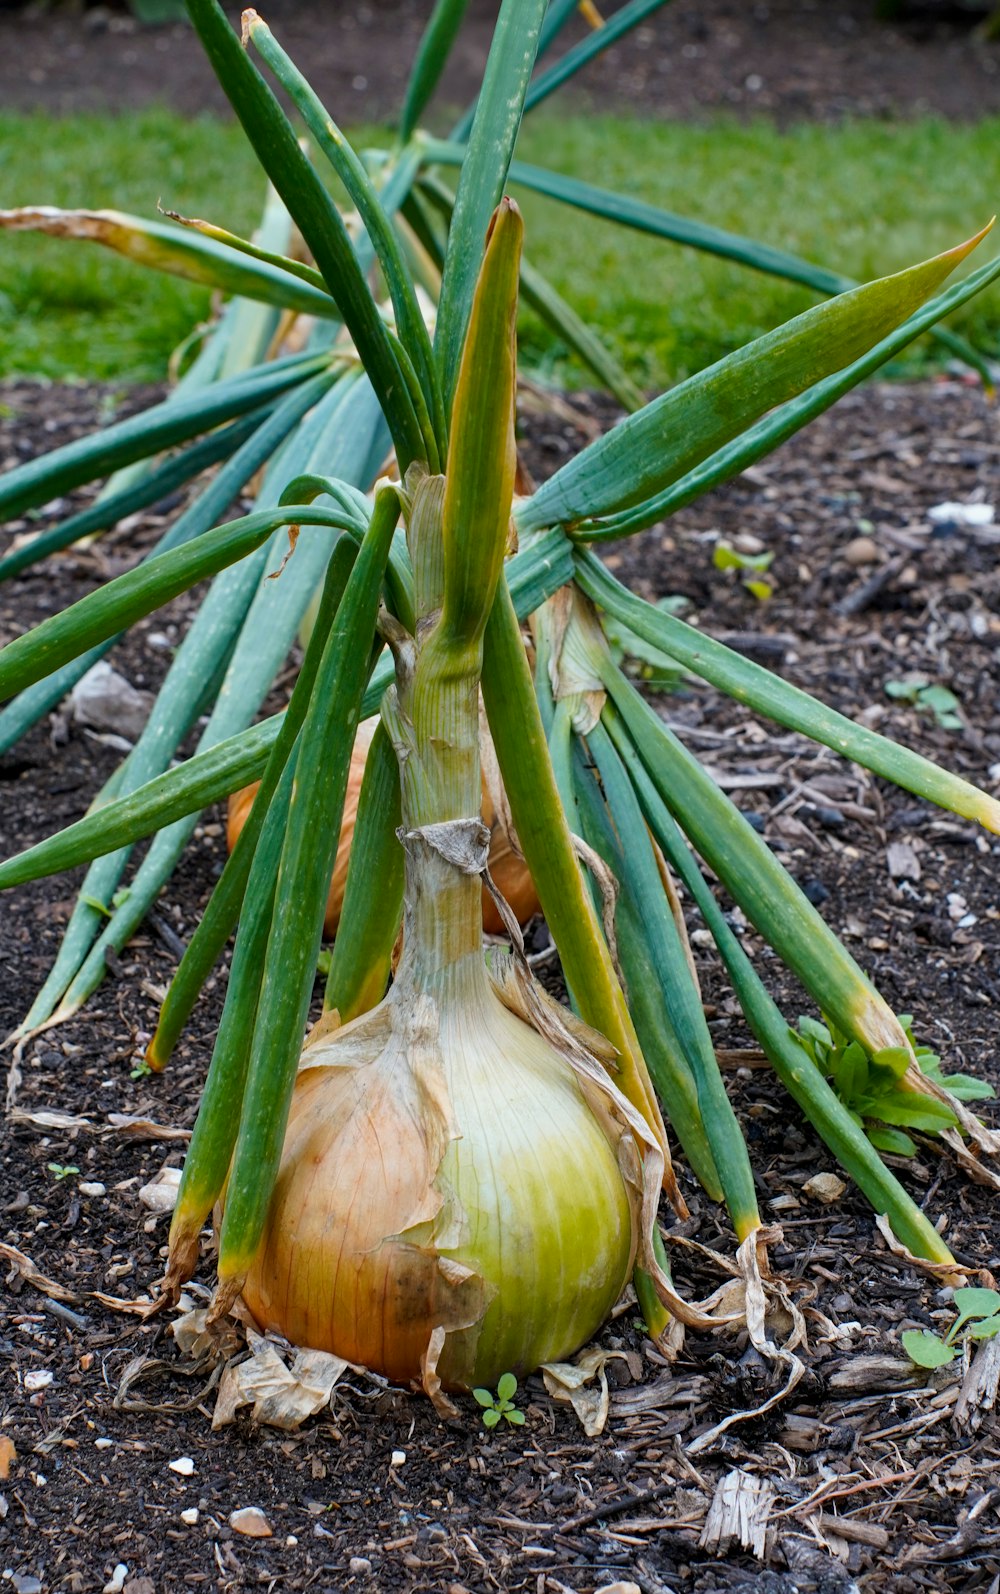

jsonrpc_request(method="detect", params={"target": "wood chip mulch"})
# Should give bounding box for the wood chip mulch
[2,374,1000,1592]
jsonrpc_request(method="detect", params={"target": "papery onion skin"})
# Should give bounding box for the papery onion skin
[241,981,633,1390]
[227,716,538,937]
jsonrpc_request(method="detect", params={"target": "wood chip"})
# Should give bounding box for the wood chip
[887,840,922,881]
[699,1469,774,1558]
[802,1172,847,1204]
[815,1510,890,1549]
[954,1334,1000,1433]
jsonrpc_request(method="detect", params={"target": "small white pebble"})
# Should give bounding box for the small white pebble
[928,501,994,528]
[94,1437,113,1450]
[102,1566,128,1594]
[390,1450,406,1467]
[78,1181,106,1198]
[285,1536,298,1547]
[180,1508,199,1526]
[168,1456,195,1477]
[349,1558,372,1575]
[139,1166,182,1213]
[24,1371,53,1392]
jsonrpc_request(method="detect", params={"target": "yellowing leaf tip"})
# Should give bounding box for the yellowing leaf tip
[944,217,996,267]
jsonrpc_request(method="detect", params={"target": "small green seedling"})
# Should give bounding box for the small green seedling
[903,1286,1000,1369]
[712,539,775,601]
[81,887,132,919]
[792,1012,992,1157]
[47,1162,80,1180]
[473,1372,525,1430]
[885,675,963,730]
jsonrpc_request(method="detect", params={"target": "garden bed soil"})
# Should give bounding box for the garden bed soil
[2,373,1000,1591]
[3,0,1000,125]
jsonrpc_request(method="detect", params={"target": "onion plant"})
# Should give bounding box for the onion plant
[2,0,1000,1383]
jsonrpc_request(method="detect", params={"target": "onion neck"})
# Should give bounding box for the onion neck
[386,471,489,999]
[394,826,486,1002]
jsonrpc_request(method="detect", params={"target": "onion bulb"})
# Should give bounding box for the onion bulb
[227,716,538,937]
[240,822,636,1397]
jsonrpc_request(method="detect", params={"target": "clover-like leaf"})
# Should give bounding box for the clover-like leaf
[496,1372,518,1403]
[472,1387,495,1408]
[967,1314,1000,1341]
[951,1287,1000,1332]
[901,1330,956,1369]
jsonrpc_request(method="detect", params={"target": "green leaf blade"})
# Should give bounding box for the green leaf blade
[519,223,995,531]
[434,0,548,410]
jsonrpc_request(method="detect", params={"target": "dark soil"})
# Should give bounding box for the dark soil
[3,0,1000,125]
[2,373,1000,1592]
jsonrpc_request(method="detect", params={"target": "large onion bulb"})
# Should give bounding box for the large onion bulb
[241,827,634,1395]
[226,716,538,938]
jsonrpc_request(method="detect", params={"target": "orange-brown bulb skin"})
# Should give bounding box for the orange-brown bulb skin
[241,987,633,1392]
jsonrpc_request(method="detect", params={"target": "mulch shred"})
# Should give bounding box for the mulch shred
[2,373,1000,1591]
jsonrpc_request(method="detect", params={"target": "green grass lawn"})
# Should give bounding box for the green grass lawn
[1,108,998,387]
